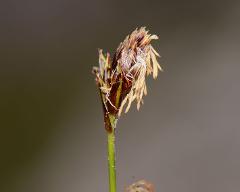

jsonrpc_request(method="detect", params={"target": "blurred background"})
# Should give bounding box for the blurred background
[1,0,240,191]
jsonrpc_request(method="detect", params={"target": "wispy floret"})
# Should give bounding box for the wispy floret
[93,27,161,130]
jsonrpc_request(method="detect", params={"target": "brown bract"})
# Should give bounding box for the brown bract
[93,27,162,124]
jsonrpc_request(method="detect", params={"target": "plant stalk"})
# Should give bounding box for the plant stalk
[104,80,121,192]
[107,114,117,192]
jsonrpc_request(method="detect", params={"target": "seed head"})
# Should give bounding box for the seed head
[93,27,162,121]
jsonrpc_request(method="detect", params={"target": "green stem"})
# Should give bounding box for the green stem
[107,115,117,192]
[104,78,121,192]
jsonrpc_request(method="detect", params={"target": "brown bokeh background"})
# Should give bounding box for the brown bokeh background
[1,0,240,192]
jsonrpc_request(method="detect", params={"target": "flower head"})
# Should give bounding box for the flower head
[93,27,161,125]
[125,180,154,192]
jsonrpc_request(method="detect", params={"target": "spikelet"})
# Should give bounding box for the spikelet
[125,180,155,192]
[93,27,162,131]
